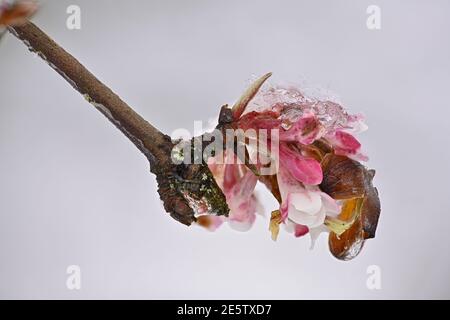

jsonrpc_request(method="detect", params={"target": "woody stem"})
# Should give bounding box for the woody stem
[8,22,172,165]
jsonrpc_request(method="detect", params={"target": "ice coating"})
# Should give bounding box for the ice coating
[244,84,363,135]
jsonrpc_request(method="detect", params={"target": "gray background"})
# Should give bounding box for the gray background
[1,0,449,299]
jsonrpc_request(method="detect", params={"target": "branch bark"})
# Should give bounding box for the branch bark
[9,22,168,163]
[8,22,229,225]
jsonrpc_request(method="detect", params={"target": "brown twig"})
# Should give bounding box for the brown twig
[9,22,167,161]
[8,21,229,225]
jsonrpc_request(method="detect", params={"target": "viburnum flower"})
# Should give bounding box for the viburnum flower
[198,73,381,261]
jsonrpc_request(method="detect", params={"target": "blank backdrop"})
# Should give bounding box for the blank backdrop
[1,0,449,299]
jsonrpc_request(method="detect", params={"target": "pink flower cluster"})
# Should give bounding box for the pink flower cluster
[198,82,370,247]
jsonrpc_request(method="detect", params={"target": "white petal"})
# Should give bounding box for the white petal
[289,192,322,215]
[283,218,296,233]
[288,203,326,228]
[309,224,329,249]
[276,163,305,200]
[320,192,341,216]
[228,219,253,232]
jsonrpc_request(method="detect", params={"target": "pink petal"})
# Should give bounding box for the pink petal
[206,150,261,232]
[280,144,323,185]
[223,163,239,192]
[334,131,361,151]
[237,110,281,130]
[276,160,310,200]
[228,196,257,232]
[280,201,289,221]
[280,113,322,145]
[326,130,368,161]
[235,171,258,198]
[294,224,309,237]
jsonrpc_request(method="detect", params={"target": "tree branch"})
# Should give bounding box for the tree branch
[9,22,168,163]
[8,21,229,225]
